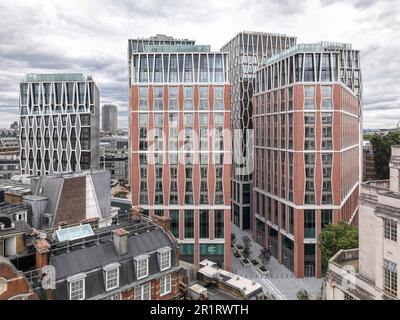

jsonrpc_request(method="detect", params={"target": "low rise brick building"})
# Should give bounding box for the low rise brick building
[28,216,181,300]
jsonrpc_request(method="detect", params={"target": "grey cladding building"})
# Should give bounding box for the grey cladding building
[19,73,100,175]
[221,32,296,230]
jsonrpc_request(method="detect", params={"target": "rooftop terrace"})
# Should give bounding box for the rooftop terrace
[24,73,87,82]
[266,41,353,65]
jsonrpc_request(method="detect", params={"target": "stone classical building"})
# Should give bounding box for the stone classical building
[327,145,400,300]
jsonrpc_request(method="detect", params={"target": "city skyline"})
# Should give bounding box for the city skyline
[0,0,399,129]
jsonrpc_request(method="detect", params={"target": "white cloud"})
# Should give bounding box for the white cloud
[0,0,398,129]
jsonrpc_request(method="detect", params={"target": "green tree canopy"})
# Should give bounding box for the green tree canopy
[370,131,400,179]
[318,221,358,271]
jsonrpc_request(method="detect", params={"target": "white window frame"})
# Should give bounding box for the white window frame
[157,247,172,271]
[67,273,86,300]
[134,255,149,280]
[103,263,120,291]
[105,292,122,300]
[160,273,172,296]
[134,282,151,300]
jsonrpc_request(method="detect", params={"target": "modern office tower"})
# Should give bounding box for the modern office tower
[19,73,100,175]
[128,36,232,269]
[252,42,362,277]
[102,104,118,132]
[221,32,297,230]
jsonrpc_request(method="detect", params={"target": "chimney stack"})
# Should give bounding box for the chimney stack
[152,215,171,232]
[113,228,128,256]
[132,206,143,221]
[35,239,50,270]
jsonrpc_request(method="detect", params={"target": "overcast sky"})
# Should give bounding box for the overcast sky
[0,0,399,129]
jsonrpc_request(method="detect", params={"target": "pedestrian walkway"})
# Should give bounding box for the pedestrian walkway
[231,224,325,300]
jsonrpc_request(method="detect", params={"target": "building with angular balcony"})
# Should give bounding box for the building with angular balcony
[221,32,296,230]
[19,73,100,175]
[128,35,232,269]
[252,42,362,277]
[328,145,400,300]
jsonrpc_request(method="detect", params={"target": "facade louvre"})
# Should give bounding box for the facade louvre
[252,42,362,277]
[19,74,100,175]
[221,32,297,230]
[129,36,232,269]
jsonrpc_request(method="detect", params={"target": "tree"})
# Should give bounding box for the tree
[231,233,236,245]
[258,247,271,268]
[370,131,400,179]
[318,221,358,271]
[296,289,310,300]
[242,236,252,260]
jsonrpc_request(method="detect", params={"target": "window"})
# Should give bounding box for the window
[185,210,194,238]
[304,210,315,238]
[160,274,172,296]
[104,264,120,291]
[139,87,148,110]
[135,256,149,279]
[135,282,151,300]
[215,210,224,239]
[304,54,314,82]
[158,248,171,271]
[384,219,397,242]
[321,86,332,110]
[321,210,332,229]
[200,210,209,238]
[105,292,122,300]
[384,259,397,297]
[199,86,208,110]
[169,86,178,110]
[214,86,224,110]
[304,86,315,109]
[170,210,179,238]
[67,274,86,300]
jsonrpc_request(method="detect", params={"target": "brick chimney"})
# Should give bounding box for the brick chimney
[132,206,143,221]
[35,239,50,270]
[113,228,129,256]
[152,215,171,232]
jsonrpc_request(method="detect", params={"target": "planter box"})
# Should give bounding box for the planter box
[251,259,259,266]
[240,258,250,266]
[258,266,269,275]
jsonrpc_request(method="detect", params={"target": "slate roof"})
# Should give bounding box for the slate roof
[51,227,173,280]
[0,220,31,236]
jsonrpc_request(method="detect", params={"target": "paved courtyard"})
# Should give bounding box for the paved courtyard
[230,224,326,300]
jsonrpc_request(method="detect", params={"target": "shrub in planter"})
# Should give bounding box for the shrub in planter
[251,259,259,265]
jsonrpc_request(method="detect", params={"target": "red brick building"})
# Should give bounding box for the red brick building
[252,42,362,277]
[128,35,232,269]
[0,256,37,300]
[30,218,181,300]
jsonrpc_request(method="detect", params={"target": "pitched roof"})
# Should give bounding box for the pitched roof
[50,227,174,280]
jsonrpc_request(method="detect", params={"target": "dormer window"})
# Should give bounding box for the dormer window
[157,247,172,271]
[134,255,149,280]
[67,273,86,300]
[103,263,120,291]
